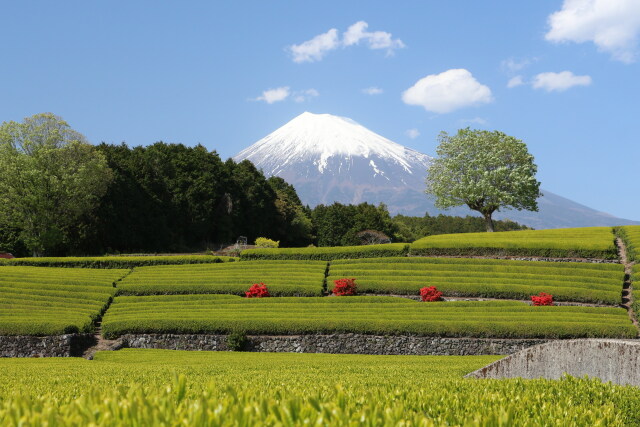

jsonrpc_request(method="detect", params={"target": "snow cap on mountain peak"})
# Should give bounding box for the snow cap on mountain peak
[235,111,430,174]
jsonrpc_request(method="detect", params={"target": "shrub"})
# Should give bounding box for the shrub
[332,278,357,296]
[255,237,279,248]
[420,286,443,302]
[531,292,554,306]
[226,331,248,351]
[245,283,270,298]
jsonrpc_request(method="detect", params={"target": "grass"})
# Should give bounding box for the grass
[0,349,637,425]
[410,227,618,259]
[0,266,128,335]
[101,295,636,339]
[240,243,409,261]
[0,254,236,268]
[117,260,328,296]
[328,257,624,304]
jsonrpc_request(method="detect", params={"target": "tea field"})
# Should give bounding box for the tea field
[1,349,639,426]
[328,257,624,303]
[101,295,636,339]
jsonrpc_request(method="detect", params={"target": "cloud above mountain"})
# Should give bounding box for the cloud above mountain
[546,0,640,63]
[402,69,493,114]
[289,21,404,63]
[532,71,592,92]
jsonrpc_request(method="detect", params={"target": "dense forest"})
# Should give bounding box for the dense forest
[0,142,528,257]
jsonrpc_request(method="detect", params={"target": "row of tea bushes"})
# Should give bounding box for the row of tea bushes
[410,227,618,259]
[116,261,328,296]
[0,266,128,335]
[0,255,236,269]
[328,257,624,304]
[617,225,640,262]
[1,350,636,425]
[240,243,409,261]
[101,295,636,339]
[240,227,619,260]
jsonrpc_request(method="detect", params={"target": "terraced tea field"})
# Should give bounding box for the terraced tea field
[328,257,624,304]
[410,227,618,259]
[0,266,127,335]
[618,225,640,262]
[117,261,327,296]
[0,349,638,426]
[101,295,635,339]
[0,254,235,268]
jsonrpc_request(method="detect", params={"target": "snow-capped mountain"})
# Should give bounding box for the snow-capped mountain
[235,112,639,229]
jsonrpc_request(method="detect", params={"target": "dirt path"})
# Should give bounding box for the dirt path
[616,237,638,331]
[82,322,124,360]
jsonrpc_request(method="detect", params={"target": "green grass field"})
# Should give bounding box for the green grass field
[0,350,637,425]
[0,266,128,335]
[240,243,409,260]
[117,260,328,296]
[410,227,618,259]
[101,295,636,339]
[328,257,624,304]
[0,254,236,268]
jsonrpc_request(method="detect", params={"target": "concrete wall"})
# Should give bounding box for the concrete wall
[0,334,95,357]
[466,339,640,386]
[123,333,549,356]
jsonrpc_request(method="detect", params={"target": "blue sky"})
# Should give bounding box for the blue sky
[1,1,639,219]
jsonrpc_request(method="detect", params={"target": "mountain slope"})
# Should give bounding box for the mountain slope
[235,112,639,229]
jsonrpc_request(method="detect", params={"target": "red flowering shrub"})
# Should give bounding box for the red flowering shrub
[531,292,554,306]
[332,278,357,296]
[245,282,270,298]
[420,286,443,302]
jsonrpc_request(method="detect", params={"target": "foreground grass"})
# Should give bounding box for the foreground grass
[0,350,639,425]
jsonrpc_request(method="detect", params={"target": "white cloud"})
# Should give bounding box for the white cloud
[289,29,340,63]
[501,57,535,73]
[402,69,493,114]
[362,87,383,95]
[343,21,405,53]
[255,87,290,104]
[532,71,592,92]
[289,21,404,63]
[546,0,640,63]
[405,128,420,139]
[293,89,319,103]
[507,75,525,88]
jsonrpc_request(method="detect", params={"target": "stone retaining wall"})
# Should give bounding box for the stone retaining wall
[0,334,95,357]
[122,334,550,356]
[466,339,640,386]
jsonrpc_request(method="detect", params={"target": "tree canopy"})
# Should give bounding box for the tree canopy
[0,113,112,255]
[425,128,541,232]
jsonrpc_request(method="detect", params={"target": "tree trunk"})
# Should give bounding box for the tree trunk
[483,212,495,232]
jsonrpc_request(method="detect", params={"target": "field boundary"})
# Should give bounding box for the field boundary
[121,333,550,355]
[0,334,95,357]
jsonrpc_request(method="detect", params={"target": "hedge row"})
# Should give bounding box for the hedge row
[0,255,236,269]
[101,295,636,339]
[410,227,618,259]
[240,243,409,261]
[328,257,624,304]
[0,266,129,335]
[616,225,640,262]
[632,265,640,317]
[117,261,328,296]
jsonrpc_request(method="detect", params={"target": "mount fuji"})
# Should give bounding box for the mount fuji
[235,112,638,229]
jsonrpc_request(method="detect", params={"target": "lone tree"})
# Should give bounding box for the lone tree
[0,113,112,255]
[425,128,541,232]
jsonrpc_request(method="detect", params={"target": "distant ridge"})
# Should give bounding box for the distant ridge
[235,112,639,229]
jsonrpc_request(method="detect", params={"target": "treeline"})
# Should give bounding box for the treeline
[0,113,529,257]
